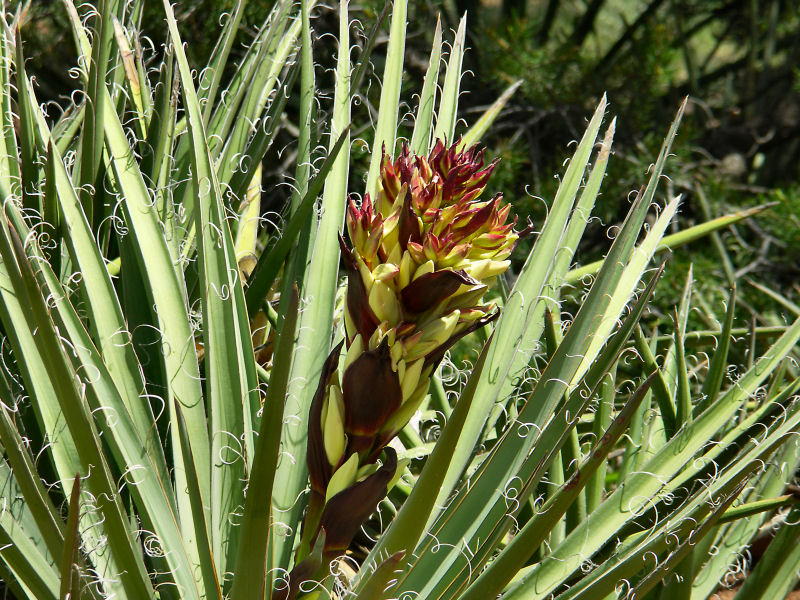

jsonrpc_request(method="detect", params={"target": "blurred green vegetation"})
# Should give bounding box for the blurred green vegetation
[18,0,800,331]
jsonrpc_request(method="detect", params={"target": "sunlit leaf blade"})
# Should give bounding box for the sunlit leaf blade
[99,36,209,593]
[394,104,687,598]
[461,372,658,600]
[57,475,82,600]
[0,24,20,196]
[199,0,248,124]
[732,503,800,599]
[0,397,64,563]
[433,14,466,144]
[410,17,441,155]
[509,315,800,598]
[434,97,608,512]
[365,0,406,198]
[175,404,223,600]
[696,283,737,414]
[231,287,299,600]
[564,203,772,284]
[0,217,156,600]
[163,0,259,582]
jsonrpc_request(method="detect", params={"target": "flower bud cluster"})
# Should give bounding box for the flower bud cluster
[302,140,517,561]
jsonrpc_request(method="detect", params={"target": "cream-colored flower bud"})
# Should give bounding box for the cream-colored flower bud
[390,342,404,370]
[403,311,460,362]
[413,259,435,281]
[355,462,380,482]
[421,309,460,345]
[322,386,346,467]
[368,280,402,325]
[356,254,374,294]
[398,251,416,289]
[344,304,356,341]
[344,334,364,370]
[372,263,400,287]
[325,453,359,503]
[401,358,425,402]
[396,358,406,382]
[385,243,402,266]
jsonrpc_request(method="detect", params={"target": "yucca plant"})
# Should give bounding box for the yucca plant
[0,1,799,600]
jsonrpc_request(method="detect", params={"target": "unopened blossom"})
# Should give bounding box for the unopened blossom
[290,140,518,588]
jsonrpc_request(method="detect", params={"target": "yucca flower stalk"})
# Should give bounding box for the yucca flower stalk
[294,140,518,573]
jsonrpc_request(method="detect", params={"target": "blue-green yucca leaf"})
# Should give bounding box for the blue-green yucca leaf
[409,16,441,155]
[434,97,609,518]
[0,416,60,599]
[692,435,800,599]
[198,0,248,124]
[0,384,64,567]
[558,388,800,600]
[13,29,44,214]
[206,0,296,158]
[0,25,20,196]
[175,402,223,600]
[360,254,666,594]
[52,101,86,156]
[365,0,406,199]
[226,61,298,204]
[348,0,390,108]
[481,118,616,447]
[432,14,466,145]
[231,286,299,600]
[534,424,784,599]
[358,100,612,596]
[459,257,668,594]
[43,138,166,476]
[510,315,800,598]
[402,188,670,597]
[77,0,117,229]
[10,26,208,595]
[140,44,175,191]
[549,467,756,600]
[732,502,800,600]
[696,283,737,415]
[0,451,60,600]
[163,0,259,585]
[98,46,211,595]
[0,216,156,600]
[277,0,316,314]
[177,2,301,262]
[661,376,800,516]
[662,264,694,408]
[563,201,774,287]
[634,324,678,438]
[57,475,83,600]
[211,9,300,188]
[461,370,660,600]
[4,198,207,600]
[0,211,127,596]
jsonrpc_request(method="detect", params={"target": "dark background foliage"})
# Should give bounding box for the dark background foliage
[19,0,800,328]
